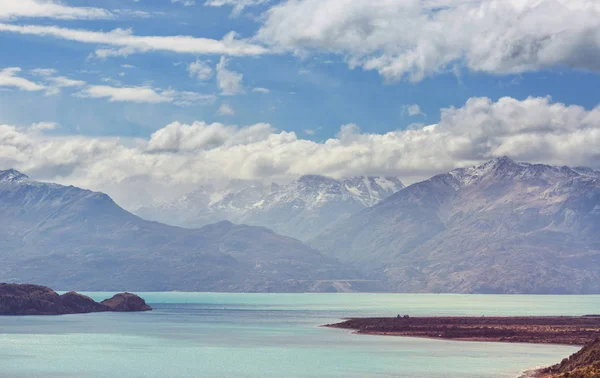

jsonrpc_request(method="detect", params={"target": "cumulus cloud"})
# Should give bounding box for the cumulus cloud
[146,121,274,152]
[216,56,244,95]
[404,104,425,117]
[188,59,213,81]
[217,103,235,115]
[0,67,46,92]
[0,0,113,20]
[2,96,600,210]
[205,0,270,17]
[256,0,600,81]
[0,23,268,58]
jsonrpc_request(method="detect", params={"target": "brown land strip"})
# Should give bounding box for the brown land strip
[325,316,600,345]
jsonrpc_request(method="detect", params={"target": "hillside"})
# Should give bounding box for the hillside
[539,338,600,378]
[0,169,362,292]
[312,157,600,294]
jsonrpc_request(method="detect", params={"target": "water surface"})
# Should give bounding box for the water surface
[1,293,596,378]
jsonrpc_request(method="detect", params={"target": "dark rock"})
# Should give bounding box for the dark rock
[0,283,70,315]
[100,292,152,312]
[0,283,151,315]
[60,291,109,314]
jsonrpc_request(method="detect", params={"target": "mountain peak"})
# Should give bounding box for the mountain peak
[297,174,338,184]
[0,169,29,183]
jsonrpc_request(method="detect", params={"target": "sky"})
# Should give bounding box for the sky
[0,0,599,209]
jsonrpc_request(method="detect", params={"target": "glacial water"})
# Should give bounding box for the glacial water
[1,293,598,378]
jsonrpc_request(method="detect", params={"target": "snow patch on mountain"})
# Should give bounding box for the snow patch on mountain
[135,174,404,240]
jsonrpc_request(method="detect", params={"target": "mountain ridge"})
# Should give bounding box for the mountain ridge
[136,174,405,241]
[312,157,600,294]
[0,169,364,292]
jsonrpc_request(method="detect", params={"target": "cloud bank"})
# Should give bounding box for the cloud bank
[1,96,599,209]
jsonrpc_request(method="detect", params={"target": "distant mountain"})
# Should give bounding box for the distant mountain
[0,169,365,292]
[312,157,600,294]
[136,175,404,241]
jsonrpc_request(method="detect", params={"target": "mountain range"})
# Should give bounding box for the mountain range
[2,157,600,294]
[312,157,600,294]
[135,175,404,241]
[0,169,363,292]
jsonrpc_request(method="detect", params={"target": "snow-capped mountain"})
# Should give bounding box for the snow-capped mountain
[312,157,600,294]
[0,169,361,292]
[135,175,405,241]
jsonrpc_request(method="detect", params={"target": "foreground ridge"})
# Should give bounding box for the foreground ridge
[537,338,600,378]
[0,283,151,315]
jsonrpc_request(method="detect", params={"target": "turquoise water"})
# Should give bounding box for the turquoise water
[1,293,597,378]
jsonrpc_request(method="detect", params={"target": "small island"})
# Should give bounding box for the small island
[326,316,600,377]
[0,283,151,315]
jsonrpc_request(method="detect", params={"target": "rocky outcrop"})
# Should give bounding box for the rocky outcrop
[0,283,151,315]
[101,292,152,312]
[538,338,600,377]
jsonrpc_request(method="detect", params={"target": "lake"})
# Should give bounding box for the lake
[1,293,597,377]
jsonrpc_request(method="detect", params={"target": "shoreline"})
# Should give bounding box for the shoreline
[324,316,600,345]
[325,316,600,377]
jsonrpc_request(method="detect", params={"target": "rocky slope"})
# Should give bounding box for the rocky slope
[0,283,151,315]
[312,157,600,294]
[0,170,361,292]
[538,338,600,377]
[136,175,404,241]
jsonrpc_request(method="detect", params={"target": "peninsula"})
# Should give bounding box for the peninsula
[326,316,600,377]
[325,316,600,345]
[0,283,151,315]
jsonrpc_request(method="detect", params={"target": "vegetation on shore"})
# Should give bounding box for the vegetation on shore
[537,338,600,378]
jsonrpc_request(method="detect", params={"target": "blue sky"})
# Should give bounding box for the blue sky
[1,0,599,208]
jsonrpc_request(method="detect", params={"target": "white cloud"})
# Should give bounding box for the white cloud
[48,76,86,88]
[121,64,136,69]
[0,0,113,20]
[29,122,58,132]
[0,67,46,92]
[76,85,215,106]
[2,96,600,210]
[404,104,425,117]
[172,0,196,6]
[2,66,216,106]
[169,91,217,107]
[204,0,270,17]
[252,87,270,94]
[256,0,600,81]
[304,129,316,136]
[0,23,268,58]
[77,85,171,103]
[30,68,57,76]
[147,121,273,152]
[217,103,235,116]
[216,56,243,95]
[188,59,213,81]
